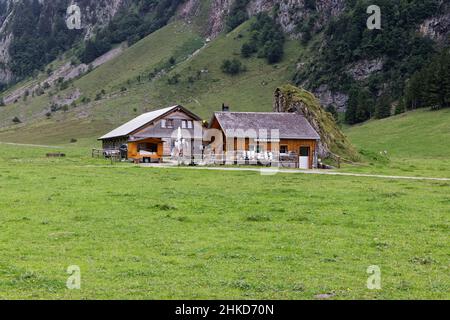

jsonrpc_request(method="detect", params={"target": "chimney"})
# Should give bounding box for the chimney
[222,103,230,112]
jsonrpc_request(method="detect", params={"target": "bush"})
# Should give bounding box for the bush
[59,81,69,91]
[265,43,284,64]
[326,105,339,122]
[221,59,246,75]
[167,74,181,85]
[12,116,22,124]
[241,42,257,58]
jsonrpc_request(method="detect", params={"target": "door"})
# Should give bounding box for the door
[299,146,310,169]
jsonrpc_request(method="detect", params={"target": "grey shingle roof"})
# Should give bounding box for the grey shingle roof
[99,106,179,140]
[212,112,320,140]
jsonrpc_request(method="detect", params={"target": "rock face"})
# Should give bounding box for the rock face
[314,85,349,112]
[273,84,359,161]
[179,0,346,38]
[346,58,384,81]
[0,0,127,84]
[419,7,450,45]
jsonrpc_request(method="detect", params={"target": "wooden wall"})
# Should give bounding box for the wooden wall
[279,139,317,169]
[127,138,164,161]
[102,137,128,150]
[223,137,317,169]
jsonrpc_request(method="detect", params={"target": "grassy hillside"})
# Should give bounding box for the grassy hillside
[0,19,302,145]
[344,108,450,178]
[0,21,203,143]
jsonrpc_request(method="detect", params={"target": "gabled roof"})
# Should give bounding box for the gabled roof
[211,112,320,140]
[99,105,200,140]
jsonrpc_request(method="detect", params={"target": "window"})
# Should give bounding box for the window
[138,143,158,153]
[249,145,264,153]
[300,146,310,157]
[163,119,173,128]
[182,120,193,129]
[280,145,288,154]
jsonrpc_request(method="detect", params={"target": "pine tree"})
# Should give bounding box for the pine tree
[345,88,358,124]
[395,97,406,115]
[427,50,450,110]
[375,96,391,119]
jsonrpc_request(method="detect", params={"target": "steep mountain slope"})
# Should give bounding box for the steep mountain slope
[295,0,449,115]
[0,0,448,144]
[0,0,187,86]
[0,0,129,84]
[0,19,302,144]
[0,0,344,86]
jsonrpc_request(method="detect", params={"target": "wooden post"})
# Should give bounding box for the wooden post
[337,156,341,169]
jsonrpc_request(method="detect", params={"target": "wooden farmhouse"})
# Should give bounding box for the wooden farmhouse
[209,111,320,169]
[98,105,202,162]
[99,105,321,169]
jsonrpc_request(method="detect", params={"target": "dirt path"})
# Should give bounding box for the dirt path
[0,142,60,148]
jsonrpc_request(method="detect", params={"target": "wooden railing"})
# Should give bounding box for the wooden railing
[92,149,121,163]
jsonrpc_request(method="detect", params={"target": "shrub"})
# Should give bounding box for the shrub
[326,105,339,122]
[241,42,257,58]
[167,74,181,85]
[12,116,22,124]
[221,59,246,75]
[60,81,69,91]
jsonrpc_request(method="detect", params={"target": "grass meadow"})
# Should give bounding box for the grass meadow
[344,108,450,178]
[0,143,448,299]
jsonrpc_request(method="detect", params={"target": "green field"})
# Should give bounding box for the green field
[344,108,450,178]
[0,143,448,299]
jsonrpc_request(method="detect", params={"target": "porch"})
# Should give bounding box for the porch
[127,138,164,163]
